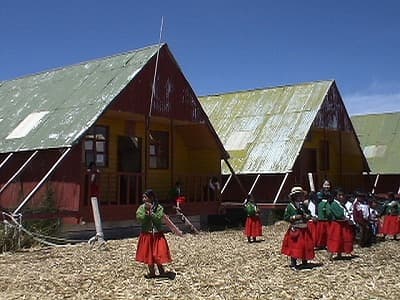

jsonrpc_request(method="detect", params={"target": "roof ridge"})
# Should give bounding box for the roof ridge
[200,79,334,98]
[1,43,163,83]
[351,111,400,118]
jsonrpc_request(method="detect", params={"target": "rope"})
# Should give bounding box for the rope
[1,211,87,248]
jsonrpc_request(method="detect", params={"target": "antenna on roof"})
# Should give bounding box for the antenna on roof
[149,16,164,119]
[145,16,164,189]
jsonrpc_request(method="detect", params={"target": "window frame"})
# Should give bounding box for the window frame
[84,126,109,168]
[149,130,169,169]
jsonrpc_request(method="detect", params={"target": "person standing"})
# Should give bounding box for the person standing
[281,186,315,270]
[353,191,372,247]
[135,189,172,279]
[243,195,263,243]
[327,189,355,260]
[315,189,332,249]
[87,161,100,199]
[381,192,400,240]
[169,181,186,211]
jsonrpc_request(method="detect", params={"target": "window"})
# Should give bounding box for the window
[149,131,169,169]
[85,126,108,167]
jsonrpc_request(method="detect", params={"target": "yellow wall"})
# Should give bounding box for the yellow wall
[303,128,365,189]
[95,115,222,202]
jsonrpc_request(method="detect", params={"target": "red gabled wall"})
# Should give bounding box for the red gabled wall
[110,45,209,124]
[0,145,82,214]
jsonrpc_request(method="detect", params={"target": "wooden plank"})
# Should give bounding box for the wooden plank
[163,214,183,237]
[177,211,199,234]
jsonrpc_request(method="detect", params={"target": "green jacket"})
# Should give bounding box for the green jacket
[329,199,345,220]
[136,203,164,232]
[317,199,332,221]
[283,202,311,224]
[283,203,297,222]
[245,202,258,217]
[384,202,399,216]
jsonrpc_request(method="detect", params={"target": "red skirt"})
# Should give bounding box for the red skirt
[135,232,172,265]
[315,221,330,248]
[327,221,354,254]
[307,220,318,246]
[281,227,315,260]
[176,196,186,205]
[245,216,263,237]
[381,215,400,236]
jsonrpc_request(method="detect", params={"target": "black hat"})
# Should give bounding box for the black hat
[143,189,156,200]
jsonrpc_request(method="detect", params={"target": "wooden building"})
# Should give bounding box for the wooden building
[351,112,400,194]
[0,44,228,231]
[200,80,370,205]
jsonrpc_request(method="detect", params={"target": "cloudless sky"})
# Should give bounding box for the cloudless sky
[1,0,399,115]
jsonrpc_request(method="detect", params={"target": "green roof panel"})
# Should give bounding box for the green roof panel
[200,80,333,174]
[351,112,400,174]
[0,44,160,153]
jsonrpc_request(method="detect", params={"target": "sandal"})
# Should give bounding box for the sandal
[144,273,157,279]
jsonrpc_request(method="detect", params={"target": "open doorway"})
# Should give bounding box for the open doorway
[117,136,142,204]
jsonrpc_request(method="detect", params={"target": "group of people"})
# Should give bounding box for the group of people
[280,180,400,270]
[134,181,400,278]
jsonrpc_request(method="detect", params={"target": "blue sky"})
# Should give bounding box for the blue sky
[1,0,399,116]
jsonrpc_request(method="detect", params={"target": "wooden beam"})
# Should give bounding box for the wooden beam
[273,173,289,204]
[221,174,232,195]
[13,148,71,215]
[0,151,38,195]
[248,174,261,196]
[0,153,13,170]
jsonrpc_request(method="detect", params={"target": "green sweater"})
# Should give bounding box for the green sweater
[317,199,332,221]
[136,203,165,232]
[283,202,311,224]
[245,202,258,217]
[329,199,345,220]
[283,203,298,222]
[384,202,399,216]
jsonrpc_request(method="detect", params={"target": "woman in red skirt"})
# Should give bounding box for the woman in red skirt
[327,189,355,259]
[281,186,315,270]
[135,189,172,278]
[243,195,263,243]
[381,193,400,240]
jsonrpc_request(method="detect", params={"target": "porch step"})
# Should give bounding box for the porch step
[165,214,200,234]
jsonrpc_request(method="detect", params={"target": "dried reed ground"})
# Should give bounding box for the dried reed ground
[0,221,399,300]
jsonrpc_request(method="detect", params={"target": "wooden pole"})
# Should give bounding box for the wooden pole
[273,173,289,204]
[0,151,38,195]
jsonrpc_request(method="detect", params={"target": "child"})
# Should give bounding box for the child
[281,186,315,270]
[381,193,400,240]
[243,195,263,243]
[327,188,355,260]
[135,189,172,278]
[315,182,333,249]
[169,181,186,211]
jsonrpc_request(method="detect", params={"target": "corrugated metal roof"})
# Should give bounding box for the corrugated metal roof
[0,44,161,153]
[351,112,400,174]
[200,80,333,174]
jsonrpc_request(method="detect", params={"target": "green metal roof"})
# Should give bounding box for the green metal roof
[0,44,161,153]
[351,112,400,174]
[200,80,333,174]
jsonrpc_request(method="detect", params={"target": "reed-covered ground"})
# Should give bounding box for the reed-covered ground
[0,221,399,300]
